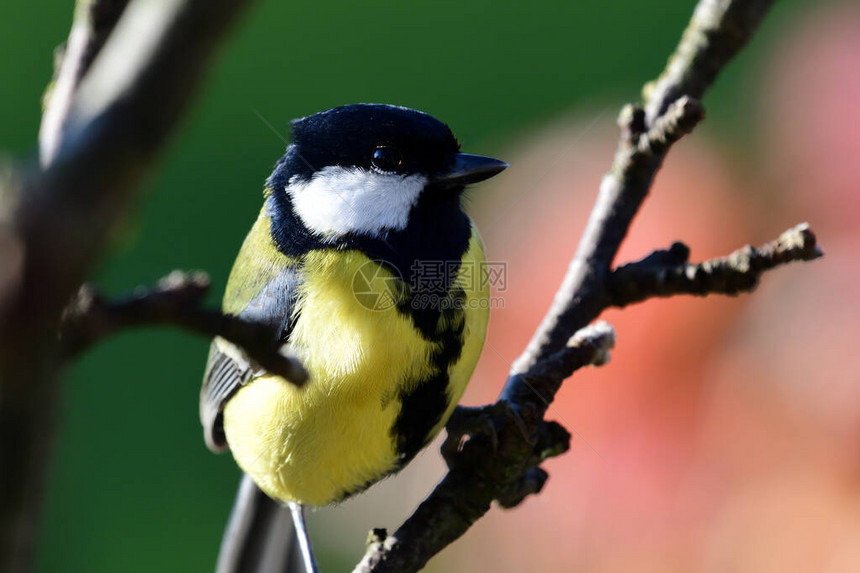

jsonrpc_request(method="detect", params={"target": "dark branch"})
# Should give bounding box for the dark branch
[0,1,254,570]
[644,0,777,123]
[608,223,822,306]
[353,323,615,573]
[500,321,615,410]
[354,1,814,571]
[40,0,130,165]
[509,0,775,374]
[507,94,704,377]
[59,271,307,384]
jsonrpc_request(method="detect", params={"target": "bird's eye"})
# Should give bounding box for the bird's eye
[371,146,403,173]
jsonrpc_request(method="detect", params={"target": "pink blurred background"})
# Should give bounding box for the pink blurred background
[312,3,860,571]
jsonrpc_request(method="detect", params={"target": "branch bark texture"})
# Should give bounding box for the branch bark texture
[60,272,307,384]
[352,1,821,572]
[0,1,254,570]
[39,0,130,165]
[512,0,777,376]
[607,223,821,306]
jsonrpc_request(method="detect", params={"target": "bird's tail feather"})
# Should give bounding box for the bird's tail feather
[215,474,308,573]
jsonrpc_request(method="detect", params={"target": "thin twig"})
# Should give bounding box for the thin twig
[501,321,616,408]
[59,271,308,384]
[607,223,822,306]
[507,95,704,376]
[510,0,778,374]
[643,0,777,123]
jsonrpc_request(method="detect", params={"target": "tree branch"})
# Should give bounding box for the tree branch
[643,0,777,123]
[0,1,254,570]
[39,0,130,165]
[353,323,616,573]
[353,1,818,571]
[607,223,822,306]
[500,321,616,410]
[510,0,777,376]
[507,93,704,377]
[59,272,307,384]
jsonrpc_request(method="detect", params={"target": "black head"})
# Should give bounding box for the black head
[286,104,462,182]
[265,103,507,259]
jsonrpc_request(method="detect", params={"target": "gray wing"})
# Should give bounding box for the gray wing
[200,266,302,453]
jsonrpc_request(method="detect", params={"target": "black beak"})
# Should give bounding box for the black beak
[434,153,508,186]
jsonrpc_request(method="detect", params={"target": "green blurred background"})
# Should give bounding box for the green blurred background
[2,0,853,571]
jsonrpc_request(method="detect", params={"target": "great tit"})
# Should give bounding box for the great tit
[200,103,507,572]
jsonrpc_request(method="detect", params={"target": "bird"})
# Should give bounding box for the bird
[200,103,507,572]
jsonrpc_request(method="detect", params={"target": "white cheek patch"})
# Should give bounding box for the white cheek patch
[287,166,426,238]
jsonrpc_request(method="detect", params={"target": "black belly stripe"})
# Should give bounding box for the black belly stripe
[392,286,467,466]
[394,371,451,465]
[335,288,468,499]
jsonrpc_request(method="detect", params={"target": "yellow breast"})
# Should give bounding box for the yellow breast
[222,224,489,505]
